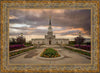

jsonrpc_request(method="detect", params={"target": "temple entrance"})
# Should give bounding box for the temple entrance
[49,40,51,45]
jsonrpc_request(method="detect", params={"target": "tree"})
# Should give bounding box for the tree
[16,33,26,44]
[17,37,26,44]
[10,38,17,45]
[75,36,85,47]
[69,41,76,44]
[86,42,91,45]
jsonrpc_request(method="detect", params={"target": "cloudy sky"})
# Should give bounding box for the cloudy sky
[9,9,91,41]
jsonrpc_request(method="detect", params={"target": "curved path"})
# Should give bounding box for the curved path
[9,45,91,64]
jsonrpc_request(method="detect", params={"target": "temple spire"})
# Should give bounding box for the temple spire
[49,16,51,25]
[48,16,52,32]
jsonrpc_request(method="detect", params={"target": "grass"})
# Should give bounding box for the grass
[67,43,87,46]
[65,47,91,56]
[10,47,35,57]
[66,44,74,46]
[25,43,33,47]
[40,48,60,58]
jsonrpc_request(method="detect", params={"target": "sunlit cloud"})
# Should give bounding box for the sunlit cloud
[54,28,87,34]
[35,26,63,30]
[10,28,22,33]
[9,15,18,19]
[9,9,91,40]
[10,23,30,28]
[36,26,48,30]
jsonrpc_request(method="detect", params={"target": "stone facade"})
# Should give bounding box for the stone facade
[32,17,69,45]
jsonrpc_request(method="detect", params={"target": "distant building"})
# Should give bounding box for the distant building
[32,17,69,45]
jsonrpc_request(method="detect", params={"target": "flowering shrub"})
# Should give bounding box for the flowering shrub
[40,48,60,58]
[74,45,91,51]
[10,47,35,56]
[9,44,25,51]
[65,47,91,56]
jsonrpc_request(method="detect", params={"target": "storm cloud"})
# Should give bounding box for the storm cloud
[9,9,91,37]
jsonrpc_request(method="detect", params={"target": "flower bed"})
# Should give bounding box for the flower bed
[10,47,35,57]
[9,44,25,51]
[65,47,91,56]
[74,45,91,51]
[40,48,60,58]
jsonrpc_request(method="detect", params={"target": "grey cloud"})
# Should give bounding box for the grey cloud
[9,9,91,36]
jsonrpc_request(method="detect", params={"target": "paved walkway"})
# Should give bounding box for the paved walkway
[9,45,91,64]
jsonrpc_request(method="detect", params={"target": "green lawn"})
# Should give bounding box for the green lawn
[25,43,33,47]
[10,47,35,57]
[67,42,88,46]
[65,47,91,56]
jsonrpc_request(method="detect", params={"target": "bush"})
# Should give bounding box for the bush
[65,47,91,56]
[25,43,33,47]
[86,42,91,45]
[74,45,91,51]
[69,41,76,44]
[41,48,60,58]
[10,47,35,56]
[9,44,25,51]
[75,36,85,46]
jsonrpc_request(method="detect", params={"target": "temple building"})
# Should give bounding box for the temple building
[31,17,69,45]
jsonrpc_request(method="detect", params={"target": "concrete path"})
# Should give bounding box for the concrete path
[9,46,91,64]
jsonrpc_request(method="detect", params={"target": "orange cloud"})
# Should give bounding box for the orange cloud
[54,28,87,34]
[27,28,35,30]
[35,26,63,30]
[9,16,18,19]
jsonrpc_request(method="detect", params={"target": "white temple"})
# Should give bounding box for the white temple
[32,17,69,45]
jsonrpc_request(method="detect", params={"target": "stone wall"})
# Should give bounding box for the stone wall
[32,39,69,45]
